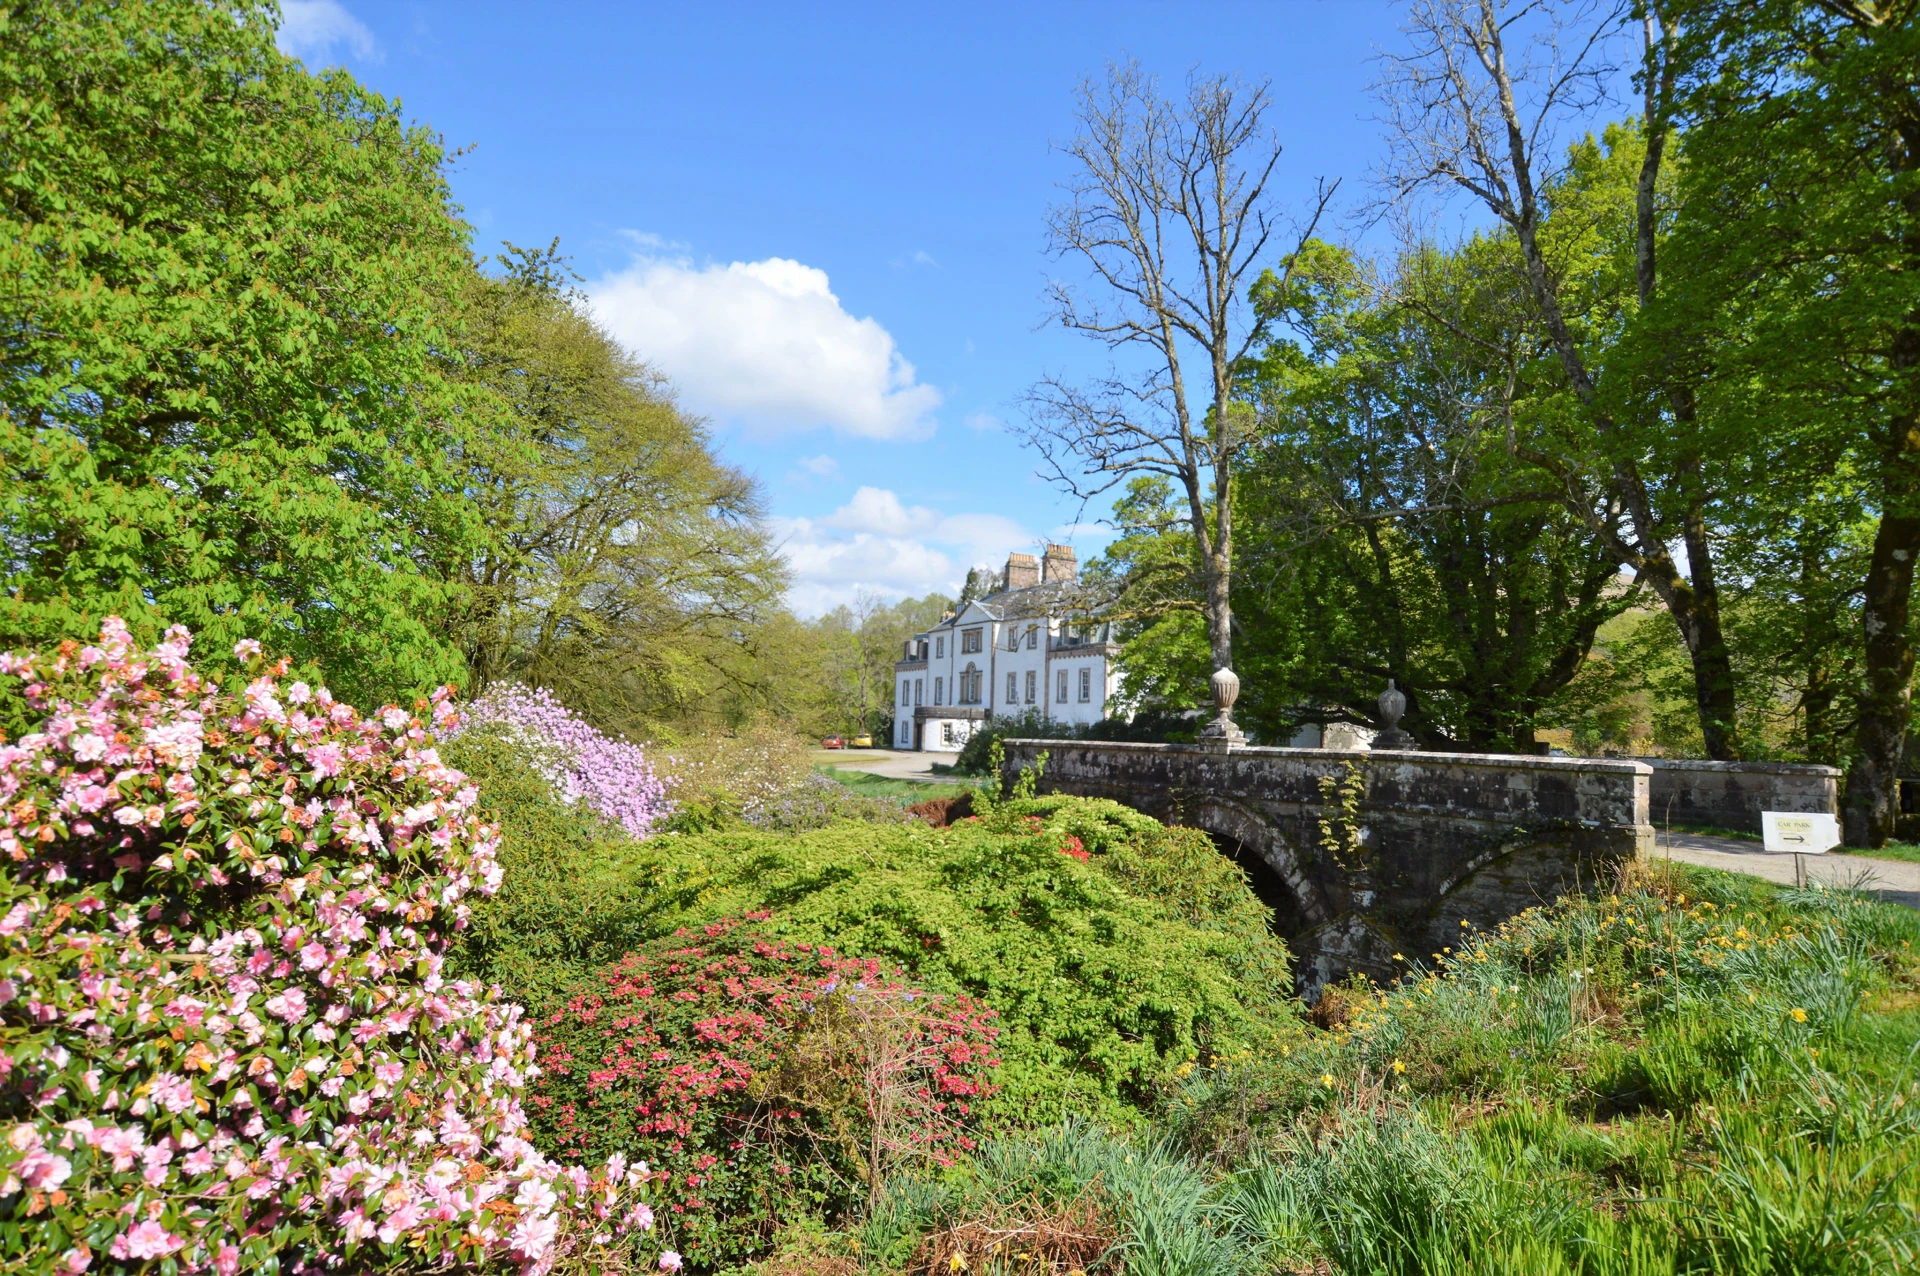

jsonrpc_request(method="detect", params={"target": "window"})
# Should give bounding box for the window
[1025,671,1036,704]
[1025,626,1038,649]
[900,680,908,708]
[934,677,943,705]
[915,678,923,706]
[1057,670,1069,703]
[1007,673,1018,704]
[943,722,955,747]
[936,636,945,659]
[962,628,982,654]
[1079,669,1092,703]
[1007,627,1018,651]
[959,666,982,704]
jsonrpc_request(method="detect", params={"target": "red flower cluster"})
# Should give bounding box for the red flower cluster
[1059,835,1090,862]
[528,917,998,1269]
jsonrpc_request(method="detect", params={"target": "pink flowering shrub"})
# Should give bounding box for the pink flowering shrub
[0,620,657,1274]
[453,684,670,841]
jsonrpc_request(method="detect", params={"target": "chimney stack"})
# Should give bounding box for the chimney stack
[1042,543,1077,583]
[1004,552,1040,589]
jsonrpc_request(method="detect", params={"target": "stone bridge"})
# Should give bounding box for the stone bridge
[999,739,1655,998]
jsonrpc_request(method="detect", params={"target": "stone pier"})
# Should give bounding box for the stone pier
[999,739,1653,998]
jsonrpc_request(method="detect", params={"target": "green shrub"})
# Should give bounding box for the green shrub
[450,741,1297,1122]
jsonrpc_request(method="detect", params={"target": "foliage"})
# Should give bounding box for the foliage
[0,620,656,1274]
[528,918,997,1271]
[1234,231,1631,753]
[1156,861,1920,1273]
[0,0,487,708]
[447,744,1297,1124]
[950,707,1196,776]
[858,861,1920,1276]
[453,682,672,840]
[451,245,788,737]
[807,594,953,738]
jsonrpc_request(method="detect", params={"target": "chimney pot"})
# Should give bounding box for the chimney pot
[1004,552,1040,590]
[1041,543,1078,583]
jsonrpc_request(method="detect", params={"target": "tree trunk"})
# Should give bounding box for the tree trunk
[1845,507,1920,846]
[1844,102,1920,847]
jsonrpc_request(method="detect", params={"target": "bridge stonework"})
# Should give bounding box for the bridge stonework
[999,740,1655,999]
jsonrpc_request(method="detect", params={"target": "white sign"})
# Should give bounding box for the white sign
[1761,811,1841,855]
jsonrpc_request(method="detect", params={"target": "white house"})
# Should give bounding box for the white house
[893,545,1120,752]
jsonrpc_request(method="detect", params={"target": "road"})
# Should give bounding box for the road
[1655,831,1920,911]
[811,748,951,782]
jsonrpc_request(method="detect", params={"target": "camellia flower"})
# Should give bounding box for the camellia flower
[660,1250,684,1271]
[0,619,659,1275]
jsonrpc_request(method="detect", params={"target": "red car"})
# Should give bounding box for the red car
[821,735,845,749]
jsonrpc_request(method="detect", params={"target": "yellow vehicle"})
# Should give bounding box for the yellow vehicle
[850,734,874,748]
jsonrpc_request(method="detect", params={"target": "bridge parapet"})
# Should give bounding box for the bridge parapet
[1000,740,1654,998]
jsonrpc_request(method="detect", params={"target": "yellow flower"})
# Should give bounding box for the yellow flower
[1392,953,1406,962]
[950,1254,967,1273]
[1790,1007,1808,1023]
[1392,1060,1407,1074]
[1320,1073,1335,1088]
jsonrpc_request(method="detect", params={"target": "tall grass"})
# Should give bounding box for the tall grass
[839,863,1920,1276]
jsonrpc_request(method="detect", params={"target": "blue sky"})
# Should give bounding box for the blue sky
[276,1,1621,614]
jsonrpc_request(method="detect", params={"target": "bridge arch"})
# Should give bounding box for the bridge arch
[1181,796,1331,930]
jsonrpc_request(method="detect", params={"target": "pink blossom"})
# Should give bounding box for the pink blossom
[264,987,308,1023]
[109,1221,185,1261]
[308,743,345,778]
[450,683,671,839]
[660,1250,684,1271]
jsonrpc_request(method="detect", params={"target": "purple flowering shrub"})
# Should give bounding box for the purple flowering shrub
[0,620,657,1275]
[454,684,671,841]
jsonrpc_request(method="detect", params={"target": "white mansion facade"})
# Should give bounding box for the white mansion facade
[893,545,1119,752]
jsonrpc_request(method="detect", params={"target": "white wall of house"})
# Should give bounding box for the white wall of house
[889,549,1119,751]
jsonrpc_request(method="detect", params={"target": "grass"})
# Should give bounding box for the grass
[1856,841,1920,865]
[1659,819,1920,865]
[814,765,972,803]
[755,858,1920,1276]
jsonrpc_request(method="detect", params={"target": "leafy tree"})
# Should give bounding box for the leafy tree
[1654,0,1920,842]
[0,0,486,706]
[451,243,787,738]
[1233,238,1630,751]
[810,591,951,736]
[1374,1,1749,760]
[1087,477,1213,718]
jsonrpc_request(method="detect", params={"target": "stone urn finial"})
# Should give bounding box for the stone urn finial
[1374,678,1416,750]
[1198,666,1246,747]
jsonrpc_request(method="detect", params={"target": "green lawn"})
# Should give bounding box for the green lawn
[814,765,972,803]
[1858,840,1920,865]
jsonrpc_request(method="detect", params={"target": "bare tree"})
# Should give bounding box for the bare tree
[1020,61,1335,678]
[1371,0,1745,759]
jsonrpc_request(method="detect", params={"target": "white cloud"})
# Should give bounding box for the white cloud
[964,411,1003,432]
[912,250,940,267]
[276,1,379,62]
[588,253,941,440]
[774,487,1033,614]
[787,454,840,484]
